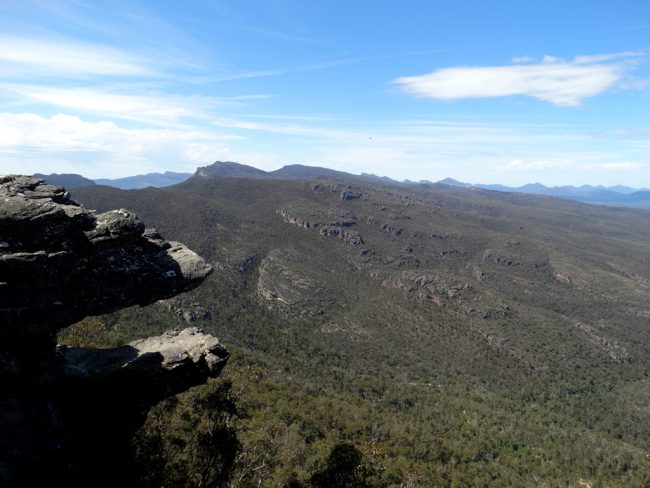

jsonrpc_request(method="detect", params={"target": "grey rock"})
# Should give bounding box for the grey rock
[0,175,221,488]
[319,225,364,245]
[0,176,212,335]
[340,190,362,200]
[63,327,229,378]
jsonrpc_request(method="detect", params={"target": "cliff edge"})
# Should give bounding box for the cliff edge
[0,175,225,487]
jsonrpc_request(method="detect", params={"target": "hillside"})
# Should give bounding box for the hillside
[72,176,650,486]
[195,161,650,209]
[94,171,192,189]
[195,161,373,182]
[33,172,96,188]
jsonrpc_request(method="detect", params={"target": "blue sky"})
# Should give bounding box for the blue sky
[0,0,649,186]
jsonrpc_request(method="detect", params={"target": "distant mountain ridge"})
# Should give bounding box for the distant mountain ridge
[35,171,192,190]
[33,162,650,208]
[438,178,650,208]
[194,161,650,209]
[195,161,366,181]
[33,173,96,189]
[94,171,192,189]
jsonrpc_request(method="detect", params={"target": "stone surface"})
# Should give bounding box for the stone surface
[0,176,212,335]
[0,175,222,488]
[63,327,229,377]
[278,205,364,245]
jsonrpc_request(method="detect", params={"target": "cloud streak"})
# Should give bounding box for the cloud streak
[394,52,642,106]
[0,111,647,186]
[0,35,153,78]
[1,85,270,126]
[0,112,246,177]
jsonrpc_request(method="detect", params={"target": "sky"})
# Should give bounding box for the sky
[0,0,649,186]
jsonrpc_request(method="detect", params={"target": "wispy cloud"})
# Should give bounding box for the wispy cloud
[198,58,355,83]
[1,85,267,125]
[573,51,643,64]
[210,116,343,137]
[0,35,153,78]
[0,110,647,185]
[596,162,644,170]
[232,25,324,44]
[242,114,339,121]
[7,86,201,122]
[198,48,451,84]
[208,115,524,144]
[0,112,245,178]
[394,52,643,106]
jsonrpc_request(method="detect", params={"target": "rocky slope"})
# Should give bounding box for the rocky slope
[73,176,650,382]
[71,174,650,485]
[0,176,222,487]
[195,160,381,183]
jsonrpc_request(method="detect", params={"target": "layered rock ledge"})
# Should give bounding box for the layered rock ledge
[0,176,223,487]
[62,327,229,380]
[0,175,211,335]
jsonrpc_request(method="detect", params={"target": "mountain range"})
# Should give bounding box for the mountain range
[69,166,650,485]
[34,162,650,209]
[34,171,192,189]
[94,171,193,189]
[438,177,650,208]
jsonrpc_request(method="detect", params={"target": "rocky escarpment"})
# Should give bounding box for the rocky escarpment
[277,205,364,245]
[0,176,222,487]
[0,175,209,336]
[256,248,335,317]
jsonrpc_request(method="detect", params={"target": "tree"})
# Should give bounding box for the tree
[310,443,370,488]
[134,379,240,488]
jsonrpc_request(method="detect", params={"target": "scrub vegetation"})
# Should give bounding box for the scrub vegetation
[67,176,650,486]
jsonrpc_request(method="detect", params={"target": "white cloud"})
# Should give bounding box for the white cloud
[594,162,643,170]
[0,113,244,177]
[0,111,646,186]
[573,52,642,64]
[394,52,642,106]
[1,85,239,125]
[210,116,346,138]
[0,35,153,77]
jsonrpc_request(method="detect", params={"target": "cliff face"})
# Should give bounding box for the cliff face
[0,176,225,487]
[0,175,210,336]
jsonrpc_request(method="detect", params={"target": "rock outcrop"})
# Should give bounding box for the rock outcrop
[0,176,223,487]
[0,175,210,336]
[257,248,334,317]
[62,327,228,380]
[278,205,364,245]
